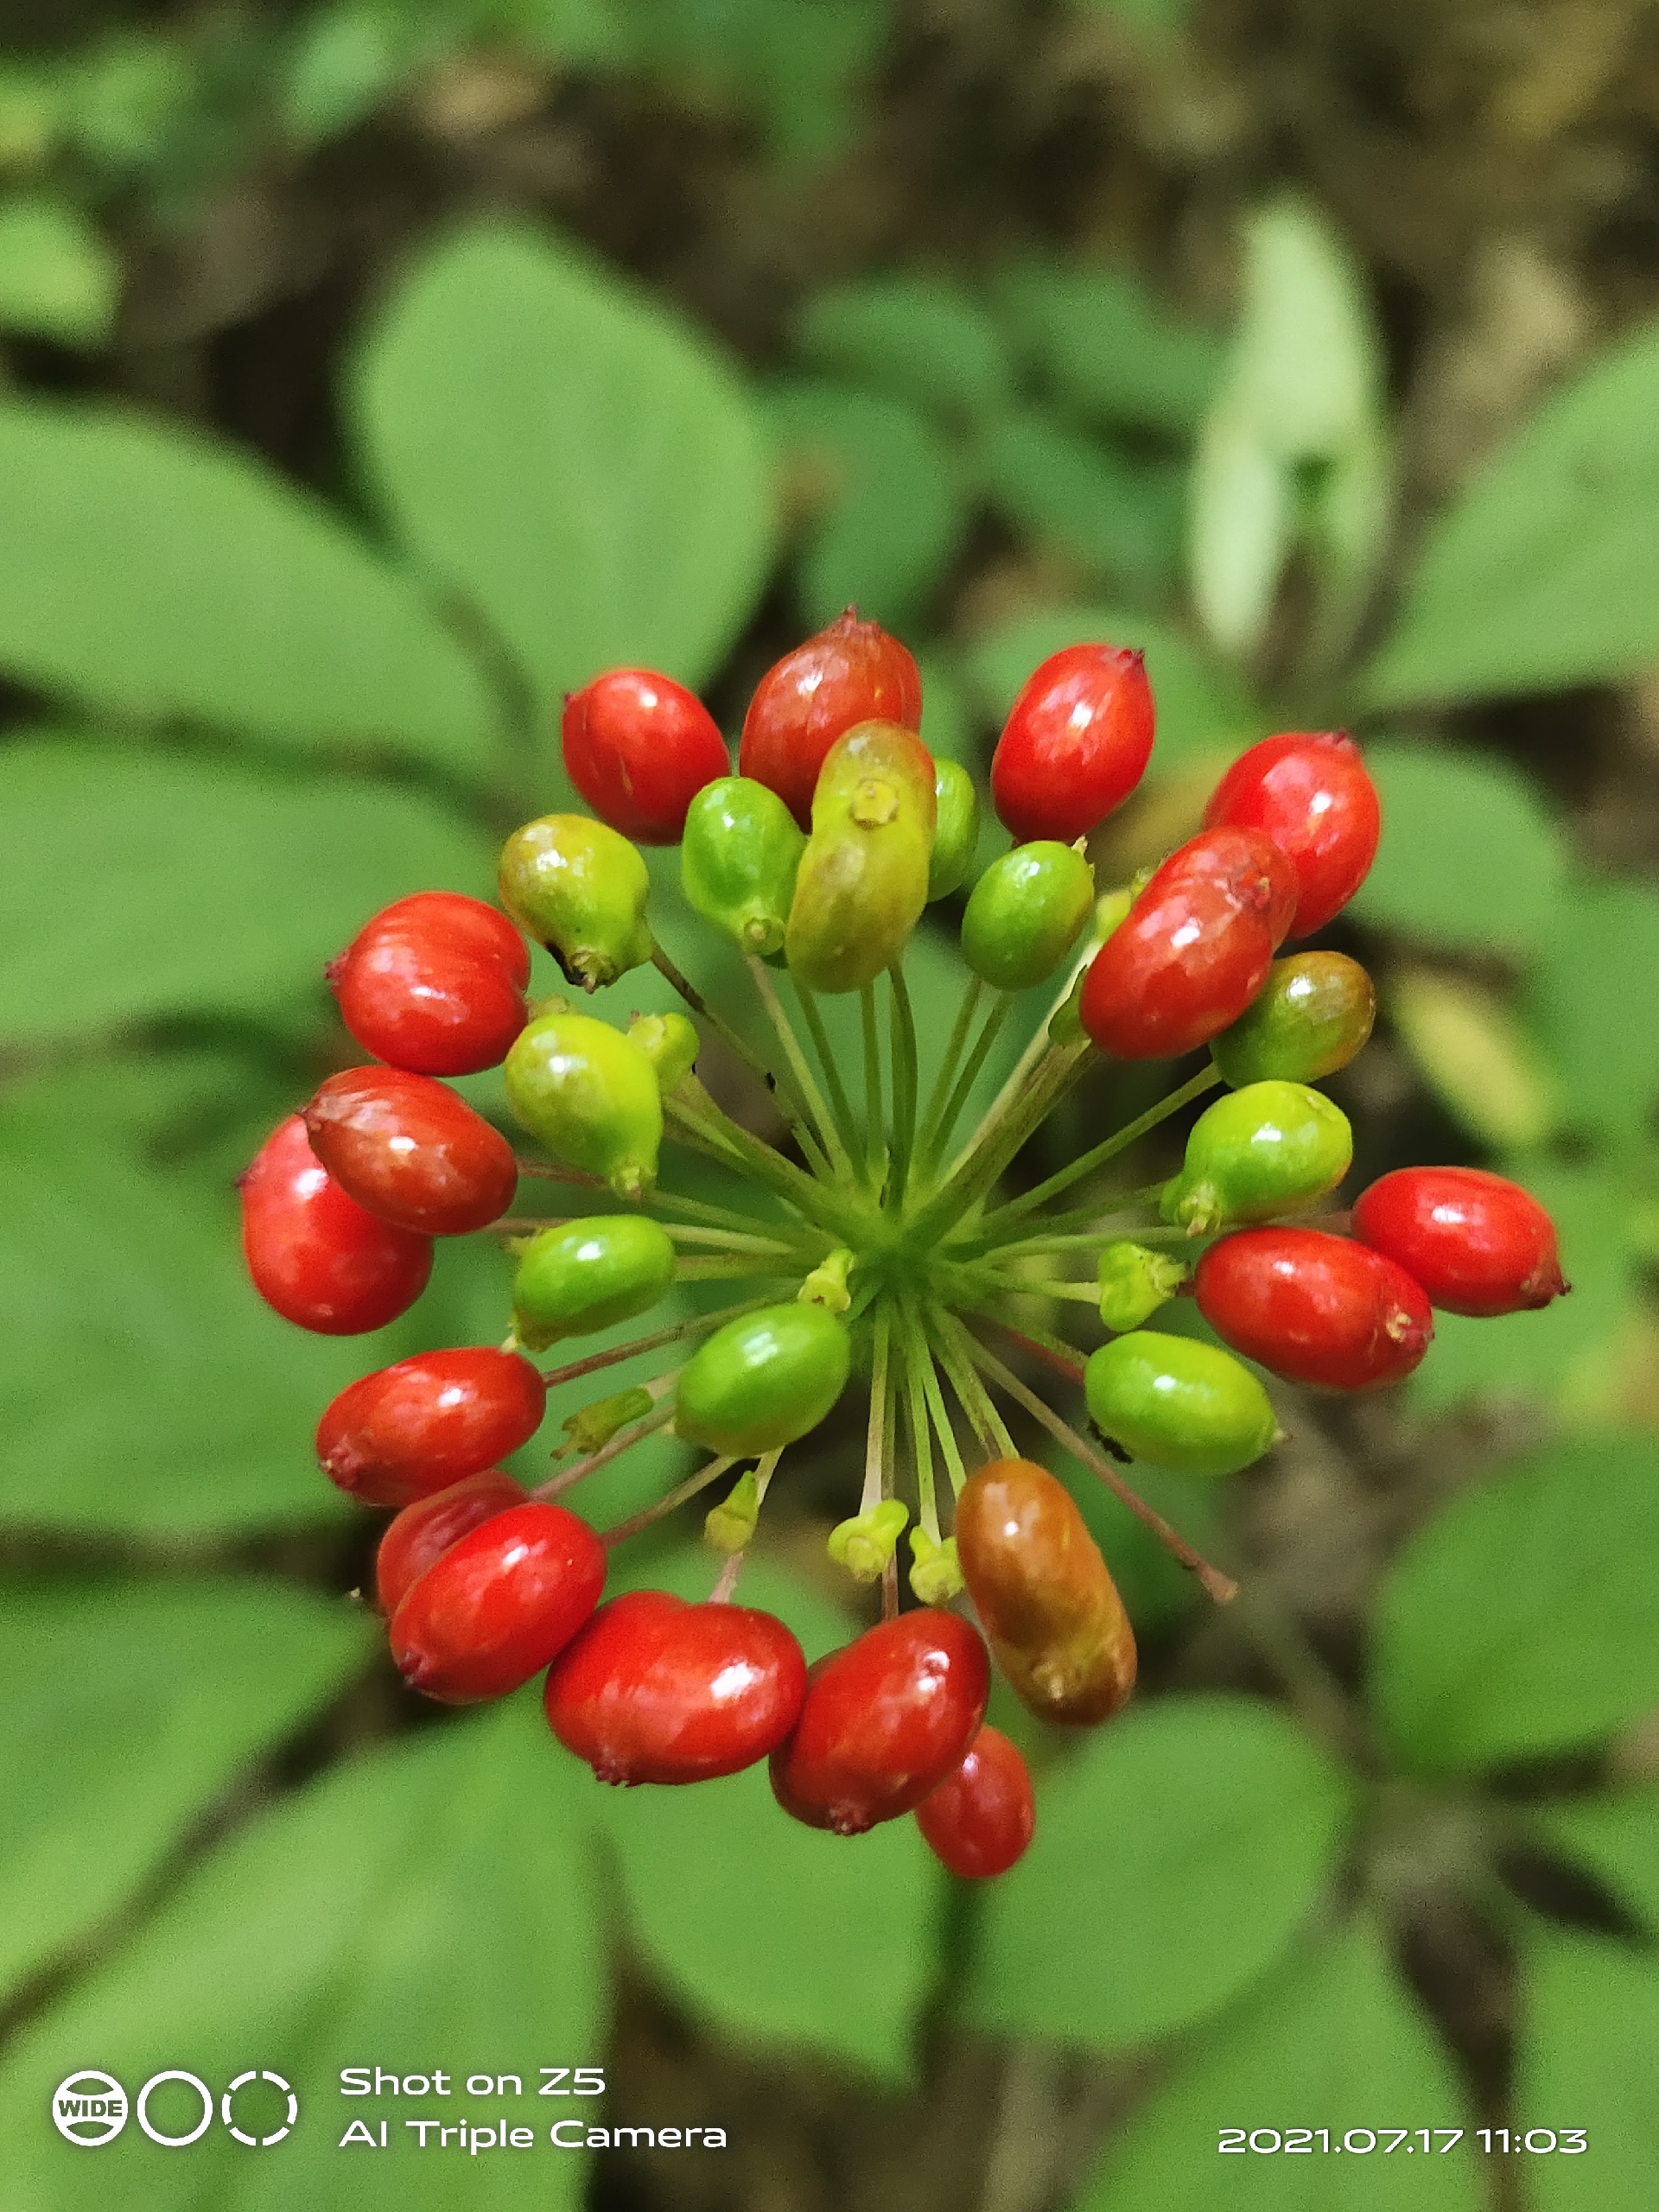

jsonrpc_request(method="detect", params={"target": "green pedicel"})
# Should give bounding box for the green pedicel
[1084,1331,1279,1478]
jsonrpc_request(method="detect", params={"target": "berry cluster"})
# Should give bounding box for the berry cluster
[239,611,1567,1879]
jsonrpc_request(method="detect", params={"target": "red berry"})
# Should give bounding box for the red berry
[562,669,730,844]
[914,1725,1036,1879]
[544,1589,807,1784]
[302,1067,518,1236]
[1194,1226,1433,1391]
[239,1116,432,1335]
[316,1347,547,1507]
[388,1499,606,1704]
[1080,827,1297,1059]
[769,1610,989,1836]
[1352,1168,1567,1318]
[990,644,1155,846]
[739,609,923,830]
[328,892,529,1077]
[375,1470,528,1616]
[1203,732,1381,938]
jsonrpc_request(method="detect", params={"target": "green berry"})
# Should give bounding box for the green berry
[675,1300,851,1454]
[927,759,981,902]
[504,1010,663,1200]
[1161,1079,1352,1234]
[961,840,1096,993]
[512,1214,676,1349]
[499,814,652,990]
[1097,1240,1188,1332]
[628,1009,700,1094]
[680,776,805,958]
[784,721,936,994]
[1084,1330,1279,1477]
[1211,951,1376,1088]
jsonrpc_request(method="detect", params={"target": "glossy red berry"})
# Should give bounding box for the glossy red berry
[544,1590,808,1784]
[388,1499,606,1704]
[1080,827,1297,1059]
[239,1116,432,1335]
[990,644,1155,845]
[1194,1227,1433,1391]
[316,1346,547,1507]
[915,1726,1036,1880]
[739,609,923,830]
[302,1067,518,1236]
[562,669,730,844]
[327,892,530,1077]
[1203,732,1381,938]
[769,1609,989,1836]
[1352,1168,1567,1318]
[375,1470,528,1616]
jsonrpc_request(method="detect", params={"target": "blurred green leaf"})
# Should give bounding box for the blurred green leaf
[65,33,200,175]
[914,652,976,767]
[623,0,889,164]
[0,1581,371,1996]
[1534,1788,1659,1936]
[1348,742,1567,955]
[1529,874,1659,1145]
[1187,410,1292,662]
[283,0,435,143]
[766,378,966,632]
[961,605,1257,768]
[1073,1916,1478,2210]
[1370,1434,1659,1774]
[0,1701,601,2208]
[0,194,118,346]
[991,258,1222,435]
[1513,1926,1659,2211]
[1361,315,1659,709]
[1386,969,1562,1151]
[963,1696,1354,2048]
[0,401,499,769]
[1041,1442,1209,1630]
[793,274,1013,423]
[976,409,1185,605]
[353,219,773,729]
[0,738,493,1046]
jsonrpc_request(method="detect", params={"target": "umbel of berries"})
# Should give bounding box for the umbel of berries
[239,611,1566,1880]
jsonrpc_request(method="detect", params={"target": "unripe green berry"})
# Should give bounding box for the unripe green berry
[1211,951,1376,1088]
[785,721,936,994]
[1160,1079,1352,1234]
[512,1214,676,1349]
[961,840,1096,993]
[505,1010,663,1200]
[499,814,652,990]
[628,1009,700,1094]
[1084,1330,1279,1477]
[828,1498,909,1583]
[680,776,805,958]
[928,759,981,901]
[1097,1240,1188,1331]
[675,1300,851,1454]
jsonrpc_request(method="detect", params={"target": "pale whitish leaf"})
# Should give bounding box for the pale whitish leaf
[1073,1917,1479,2211]
[963,1696,1354,2048]
[0,1702,602,2210]
[0,1582,372,1996]
[1370,1433,1659,1773]
[353,219,773,726]
[0,194,119,346]
[0,401,500,767]
[0,737,493,1045]
[1189,404,1294,658]
[1513,1926,1659,2212]
[1386,969,1561,1152]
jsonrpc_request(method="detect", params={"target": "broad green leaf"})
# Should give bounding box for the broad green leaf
[961,605,1257,768]
[1347,742,1567,955]
[1514,1927,1659,2211]
[1075,1916,1479,2211]
[766,378,967,632]
[283,0,431,143]
[0,737,493,1045]
[976,410,1185,604]
[1361,315,1659,709]
[914,652,976,767]
[1370,1434,1659,1774]
[1529,874,1659,1143]
[0,1581,372,1997]
[991,258,1223,435]
[353,219,772,725]
[1533,1789,1659,1936]
[623,0,888,165]
[0,401,499,768]
[792,274,1013,423]
[963,1696,1354,2048]
[0,1701,601,2210]
[0,194,118,346]
[1386,969,1561,1152]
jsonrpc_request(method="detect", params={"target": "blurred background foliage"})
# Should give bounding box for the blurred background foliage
[3,0,1659,2207]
